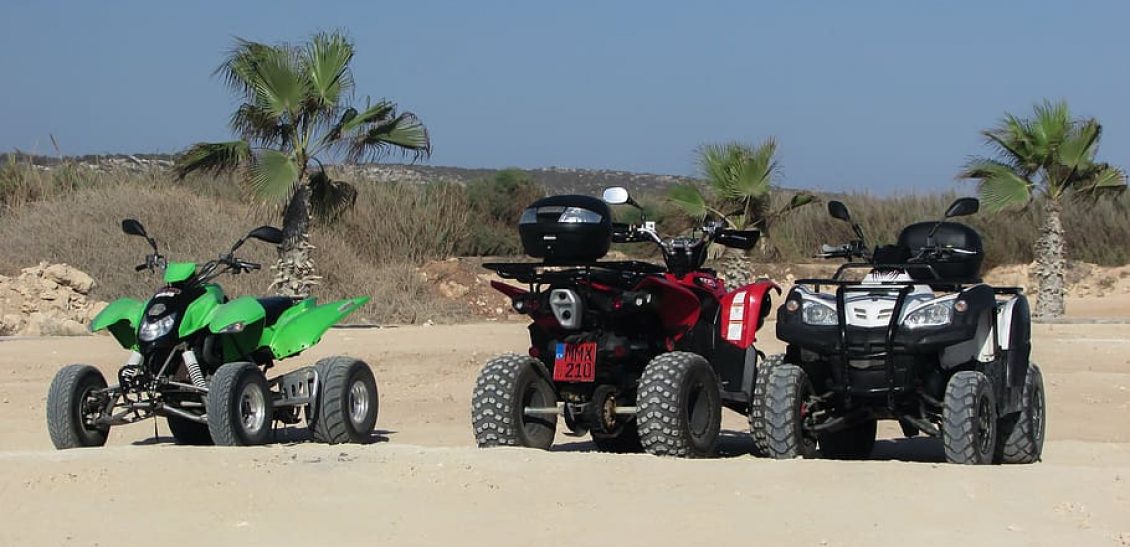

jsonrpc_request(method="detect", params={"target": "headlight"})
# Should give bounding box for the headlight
[802,301,837,326]
[519,207,538,224]
[138,313,177,342]
[558,207,602,224]
[218,321,245,334]
[902,301,953,329]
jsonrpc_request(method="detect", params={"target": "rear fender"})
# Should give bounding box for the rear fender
[91,298,144,350]
[490,280,527,299]
[720,280,781,349]
[634,276,701,339]
[269,296,370,359]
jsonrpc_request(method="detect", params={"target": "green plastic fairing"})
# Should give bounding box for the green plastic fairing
[164,262,197,284]
[269,296,369,359]
[178,284,224,338]
[91,298,144,349]
[208,296,267,333]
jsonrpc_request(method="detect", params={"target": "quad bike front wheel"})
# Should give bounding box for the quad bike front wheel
[942,370,998,465]
[309,357,379,444]
[207,362,273,446]
[471,354,557,449]
[46,364,110,449]
[762,363,819,459]
[637,352,722,458]
[997,362,1046,464]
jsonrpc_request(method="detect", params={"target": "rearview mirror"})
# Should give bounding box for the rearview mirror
[828,201,851,222]
[121,219,147,237]
[602,187,630,205]
[945,197,980,218]
[247,226,284,245]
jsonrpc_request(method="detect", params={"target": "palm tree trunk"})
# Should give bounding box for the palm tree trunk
[1032,199,1066,320]
[272,184,320,297]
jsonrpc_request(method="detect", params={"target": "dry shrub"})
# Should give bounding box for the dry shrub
[0,184,467,324]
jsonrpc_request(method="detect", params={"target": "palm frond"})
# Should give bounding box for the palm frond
[345,111,431,162]
[173,141,251,179]
[665,183,709,220]
[1058,118,1101,172]
[303,31,354,111]
[230,103,289,147]
[964,158,1033,212]
[248,149,300,205]
[248,46,309,121]
[1071,164,1128,202]
[308,170,358,222]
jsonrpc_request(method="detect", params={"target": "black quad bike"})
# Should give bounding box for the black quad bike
[471,187,779,457]
[46,219,377,448]
[757,197,1046,464]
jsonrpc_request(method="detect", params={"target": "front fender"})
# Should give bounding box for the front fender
[269,296,370,359]
[720,280,782,348]
[91,298,144,350]
[208,296,266,334]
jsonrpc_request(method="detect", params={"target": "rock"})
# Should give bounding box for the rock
[43,264,95,294]
[0,263,103,336]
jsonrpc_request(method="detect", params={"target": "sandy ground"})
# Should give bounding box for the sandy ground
[2,305,1129,545]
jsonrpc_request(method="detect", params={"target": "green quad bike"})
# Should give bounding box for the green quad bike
[46,219,377,448]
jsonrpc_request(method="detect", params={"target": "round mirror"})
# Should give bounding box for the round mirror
[602,186,630,205]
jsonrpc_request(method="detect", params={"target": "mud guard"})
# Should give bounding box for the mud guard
[719,280,781,349]
[91,298,144,350]
[268,296,371,359]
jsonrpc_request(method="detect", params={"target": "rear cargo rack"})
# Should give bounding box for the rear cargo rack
[484,260,666,285]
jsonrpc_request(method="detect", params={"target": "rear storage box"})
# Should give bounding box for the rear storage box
[519,195,612,263]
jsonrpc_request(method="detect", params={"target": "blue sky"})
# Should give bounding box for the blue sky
[2,0,1127,193]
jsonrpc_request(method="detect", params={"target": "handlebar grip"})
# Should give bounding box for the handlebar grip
[135,264,148,272]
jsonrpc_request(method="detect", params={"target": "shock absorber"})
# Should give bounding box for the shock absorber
[182,350,206,388]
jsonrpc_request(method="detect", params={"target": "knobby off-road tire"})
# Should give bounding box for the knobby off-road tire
[997,363,1046,464]
[309,357,379,444]
[637,352,722,458]
[763,364,819,459]
[471,354,557,449]
[207,362,273,446]
[166,416,213,445]
[749,353,784,457]
[46,364,109,449]
[592,422,643,453]
[819,419,877,460]
[942,370,998,465]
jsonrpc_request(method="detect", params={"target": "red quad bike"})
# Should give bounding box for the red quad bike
[471,186,779,457]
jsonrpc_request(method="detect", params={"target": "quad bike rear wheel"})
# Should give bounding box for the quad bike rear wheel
[166,416,213,445]
[749,353,783,456]
[763,363,819,459]
[472,354,557,449]
[309,357,379,444]
[46,364,109,449]
[637,352,722,458]
[207,362,273,446]
[942,370,998,465]
[997,362,1046,464]
[819,419,877,460]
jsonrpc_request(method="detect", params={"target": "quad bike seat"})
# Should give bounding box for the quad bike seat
[897,221,984,281]
[257,296,298,325]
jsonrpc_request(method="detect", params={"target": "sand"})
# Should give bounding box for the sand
[2,311,1129,546]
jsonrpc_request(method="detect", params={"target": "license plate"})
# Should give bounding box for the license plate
[553,342,597,382]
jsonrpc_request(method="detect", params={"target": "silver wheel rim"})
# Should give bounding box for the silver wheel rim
[348,380,370,427]
[239,383,267,435]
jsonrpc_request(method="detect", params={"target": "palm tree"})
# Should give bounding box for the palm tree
[667,139,815,288]
[960,100,1126,319]
[173,32,430,296]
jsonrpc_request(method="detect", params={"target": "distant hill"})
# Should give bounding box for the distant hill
[2,152,690,195]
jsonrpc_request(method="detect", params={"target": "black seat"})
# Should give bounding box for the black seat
[897,221,984,281]
[257,297,297,325]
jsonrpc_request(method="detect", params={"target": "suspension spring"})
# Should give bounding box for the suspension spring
[182,350,206,389]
